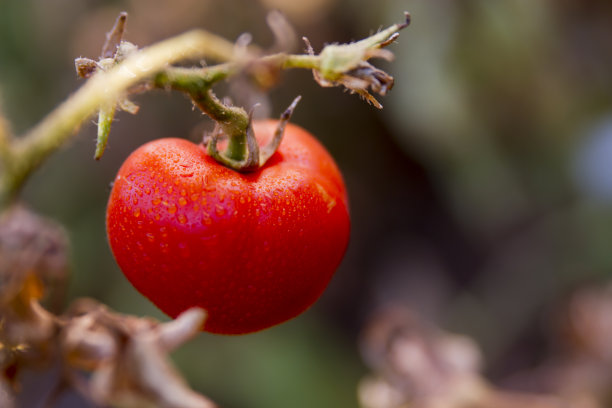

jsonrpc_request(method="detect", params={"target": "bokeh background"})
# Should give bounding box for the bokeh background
[2,0,612,407]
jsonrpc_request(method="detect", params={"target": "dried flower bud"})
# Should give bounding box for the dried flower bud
[305,14,409,109]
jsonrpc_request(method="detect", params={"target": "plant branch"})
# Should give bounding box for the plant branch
[0,29,237,204]
[0,11,410,205]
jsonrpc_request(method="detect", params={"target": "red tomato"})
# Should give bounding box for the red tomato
[106,120,350,334]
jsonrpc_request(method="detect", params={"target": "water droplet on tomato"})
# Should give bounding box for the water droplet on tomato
[215,205,226,217]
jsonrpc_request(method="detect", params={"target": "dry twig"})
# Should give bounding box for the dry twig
[0,206,214,408]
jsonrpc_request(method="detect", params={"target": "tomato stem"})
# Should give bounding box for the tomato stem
[0,28,237,206]
[0,11,410,203]
[153,66,233,92]
[156,65,304,172]
[192,90,253,162]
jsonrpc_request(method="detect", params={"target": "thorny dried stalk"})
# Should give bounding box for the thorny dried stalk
[0,206,214,408]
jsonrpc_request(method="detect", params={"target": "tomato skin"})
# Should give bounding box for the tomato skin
[106,120,350,334]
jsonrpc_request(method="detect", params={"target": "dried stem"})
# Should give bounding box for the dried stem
[0,208,213,407]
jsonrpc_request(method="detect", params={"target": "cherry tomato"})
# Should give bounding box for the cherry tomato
[106,120,350,334]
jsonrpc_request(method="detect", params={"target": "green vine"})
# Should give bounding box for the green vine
[0,11,410,207]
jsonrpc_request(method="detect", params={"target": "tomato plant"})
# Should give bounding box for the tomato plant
[106,120,350,334]
[0,10,408,406]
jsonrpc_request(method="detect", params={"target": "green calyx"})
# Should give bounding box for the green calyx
[205,96,301,172]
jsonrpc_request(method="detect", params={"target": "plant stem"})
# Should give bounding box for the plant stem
[153,65,234,91]
[0,12,409,205]
[193,91,250,160]
[151,57,319,170]
[263,53,320,70]
[153,66,251,161]
[0,29,237,205]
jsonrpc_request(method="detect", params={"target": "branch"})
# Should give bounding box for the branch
[1,29,236,203]
[0,11,410,205]
[0,208,214,407]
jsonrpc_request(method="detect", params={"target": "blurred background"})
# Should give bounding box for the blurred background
[2,0,612,407]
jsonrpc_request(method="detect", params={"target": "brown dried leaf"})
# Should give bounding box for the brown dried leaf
[0,205,69,305]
